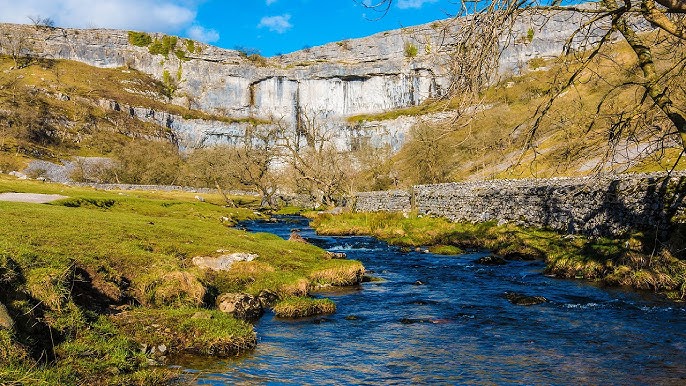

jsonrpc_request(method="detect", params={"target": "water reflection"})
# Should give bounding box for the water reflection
[180,216,686,385]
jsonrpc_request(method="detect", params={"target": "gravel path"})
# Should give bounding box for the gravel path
[0,192,67,203]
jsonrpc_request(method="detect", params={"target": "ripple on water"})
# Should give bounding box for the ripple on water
[180,216,686,385]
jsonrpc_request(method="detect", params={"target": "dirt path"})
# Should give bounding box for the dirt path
[0,192,67,204]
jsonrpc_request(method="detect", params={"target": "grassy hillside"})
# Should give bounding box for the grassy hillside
[0,55,256,170]
[0,175,364,384]
[350,35,686,184]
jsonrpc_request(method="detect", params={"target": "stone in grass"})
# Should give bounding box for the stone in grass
[0,302,13,329]
[325,251,347,259]
[474,255,508,266]
[216,293,264,320]
[288,231,308,243]
[192,252,257,271]
[504,292,548,306]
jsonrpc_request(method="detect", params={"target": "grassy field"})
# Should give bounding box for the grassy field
[0,176,364,384]
[311,211,686,300]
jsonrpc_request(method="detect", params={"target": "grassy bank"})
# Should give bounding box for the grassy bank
[0,176,364,384]
[311,212,686,299]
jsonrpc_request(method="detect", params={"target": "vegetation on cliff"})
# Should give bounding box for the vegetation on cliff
[311,212,686,300]
[0,175,364,384]
[348,33,686,186]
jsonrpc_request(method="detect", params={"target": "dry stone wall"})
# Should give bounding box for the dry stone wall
[354,190,413,213]
[354,173,686,237]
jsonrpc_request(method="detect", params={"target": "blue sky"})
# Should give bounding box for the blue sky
[0,0,460,57]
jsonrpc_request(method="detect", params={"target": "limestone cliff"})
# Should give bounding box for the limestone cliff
[0,9,606,149]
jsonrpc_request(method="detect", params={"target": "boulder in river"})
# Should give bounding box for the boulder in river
[475,255,508,266]
[504,292,548,306]
[216,293,264,320]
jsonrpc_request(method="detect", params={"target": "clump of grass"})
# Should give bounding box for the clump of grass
[309,262,365,287]
[148,271,206,307]
[273,297,336,318]
[148,35,178,57]
[113,308,256,357]
[428,245,463,255]
[404,42,418,58]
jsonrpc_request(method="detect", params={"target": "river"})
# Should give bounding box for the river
[180,216,686,384]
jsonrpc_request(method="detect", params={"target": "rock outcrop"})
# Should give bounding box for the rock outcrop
[0,7,616,150]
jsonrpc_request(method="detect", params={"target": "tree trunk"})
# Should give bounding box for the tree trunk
[213,178,235,207]
[615,13,686,151]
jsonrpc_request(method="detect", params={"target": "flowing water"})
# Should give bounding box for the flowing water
[181,216,686,385]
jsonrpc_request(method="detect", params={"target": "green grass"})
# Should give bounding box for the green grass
[0,175,365,383]
[273,297,336,318]
[311,212,686,299]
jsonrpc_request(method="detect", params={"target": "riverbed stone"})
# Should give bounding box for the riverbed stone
[475,255,508,266]
[504,292,548,306]
[216,293,263,320]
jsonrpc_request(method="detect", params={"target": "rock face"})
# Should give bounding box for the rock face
[0,8,615,149]
[216,293,263,320]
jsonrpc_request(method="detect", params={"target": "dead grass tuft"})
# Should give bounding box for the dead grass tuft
[150,271,206,307]
[273,297,336,318]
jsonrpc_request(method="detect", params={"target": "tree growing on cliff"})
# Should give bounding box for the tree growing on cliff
[363,0,686,171]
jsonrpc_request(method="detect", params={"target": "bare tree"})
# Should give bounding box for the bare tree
[282,109,355,207]
[0,31,35,69]
[28,15,56,29]
[363,0,686,171]
[229,124,282,208]
[186,124,283,208]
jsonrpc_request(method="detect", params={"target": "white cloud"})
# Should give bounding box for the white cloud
[396,0,438,9]
[0,0,198,33]
[187,25,219,43]
[266,0,278,5]
[257,14,292,34]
